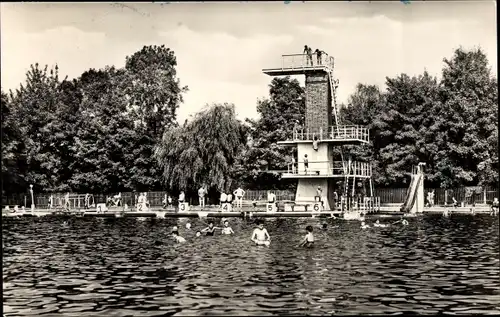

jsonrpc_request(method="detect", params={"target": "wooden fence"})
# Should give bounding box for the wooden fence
[2,187,498,208]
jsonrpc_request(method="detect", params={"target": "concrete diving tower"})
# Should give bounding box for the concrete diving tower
[262,53,375,212]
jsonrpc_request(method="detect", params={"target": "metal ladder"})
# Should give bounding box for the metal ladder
[326,61,351,205]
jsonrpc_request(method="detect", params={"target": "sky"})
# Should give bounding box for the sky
[1,1,497,123]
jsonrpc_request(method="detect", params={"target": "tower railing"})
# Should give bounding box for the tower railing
[280,54,334,71]
[286,161,372,177]
[291,125,370,142]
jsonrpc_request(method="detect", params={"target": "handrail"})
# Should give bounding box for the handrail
[291,125,370,142]
[278,53,334,70]
[286,161,372,177]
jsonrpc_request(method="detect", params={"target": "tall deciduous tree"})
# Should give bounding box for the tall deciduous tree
[237,76,305,189]
[124,45,188,190]
[431,47,498,188]
[154,103,246,199]
[8,64,63,192]
[69,67,136,193]
[1,90,27,194]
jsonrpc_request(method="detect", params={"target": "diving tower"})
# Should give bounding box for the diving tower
[262,52,379,213]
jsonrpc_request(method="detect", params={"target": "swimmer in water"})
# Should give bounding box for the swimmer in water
[298,225,314,248]
[195,231,202,237]
[251,220,271,246]
[321,223,328,230]
[392,218,409,226]
[374,220,389,228]
[221,220,235,235]
[361,221,370,229]
[201,221,220,236]
[172,230,186,243]
[185,222,191,230]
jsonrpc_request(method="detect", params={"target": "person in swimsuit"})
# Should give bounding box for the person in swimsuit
[298,225,314,248]
[304,154,309,174]
[171,226,186,243]
[373,220,389,228]
[220,192,227,208]
[233,187,246,209]
[201,221,220,236]
[198,186,206,208]
[251,220,271,246]
[221,220,235,235]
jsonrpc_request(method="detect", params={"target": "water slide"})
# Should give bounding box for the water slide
[400,174,422,213]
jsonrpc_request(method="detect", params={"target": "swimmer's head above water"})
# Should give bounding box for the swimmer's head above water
[196,231,201,237]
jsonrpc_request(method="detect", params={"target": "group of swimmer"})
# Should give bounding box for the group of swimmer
[169,216,410,247]
[170,219,272,246]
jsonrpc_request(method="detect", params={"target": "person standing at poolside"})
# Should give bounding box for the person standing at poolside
[267,191,277,209]
[49,194,54,209]
[233,187,245,209]
[198,186,206,208]
[251,220,271,246]
[64,192,70,211]
[220,191,227,208]
[227,192,233,206]
[179,191,185,204]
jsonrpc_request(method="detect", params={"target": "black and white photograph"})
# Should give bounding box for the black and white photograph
[1,1,498,316]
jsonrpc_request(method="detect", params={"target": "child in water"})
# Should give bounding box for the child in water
[373,220,389,228]
[251,220,271,246]
[298,225,315,247]
[201,221,220,236]
[171,226,186,243]
[221,220,235,235]
[361,221,370,229]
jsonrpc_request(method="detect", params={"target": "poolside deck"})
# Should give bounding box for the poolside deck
[2,204,495,219]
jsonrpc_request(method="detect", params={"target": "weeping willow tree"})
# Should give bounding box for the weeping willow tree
[154,103,247,195]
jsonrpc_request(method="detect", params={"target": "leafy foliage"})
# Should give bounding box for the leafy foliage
[1,46,496,196]
[154,103,247,199]
[236,77,305,189]
[340,47,497,188]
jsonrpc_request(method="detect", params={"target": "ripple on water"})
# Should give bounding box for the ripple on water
[2,215,499,315]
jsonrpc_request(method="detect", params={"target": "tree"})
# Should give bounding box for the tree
[339,84,386,184]
[154,103,247,200]
[68,67,137,193]
[8,64,63,192]
[376,72,440,187]
[238,76,305,189]
[1,90,27,194]
[123,45,188,191]
[431,47,498,188]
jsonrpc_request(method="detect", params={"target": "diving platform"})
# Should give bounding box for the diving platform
[278,125,370,146]
[283,161,372,179]
[262,54,335,76]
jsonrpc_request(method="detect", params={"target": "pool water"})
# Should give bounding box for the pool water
[2,214,499,316]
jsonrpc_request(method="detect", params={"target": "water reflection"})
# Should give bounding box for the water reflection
[3,214,499,316]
